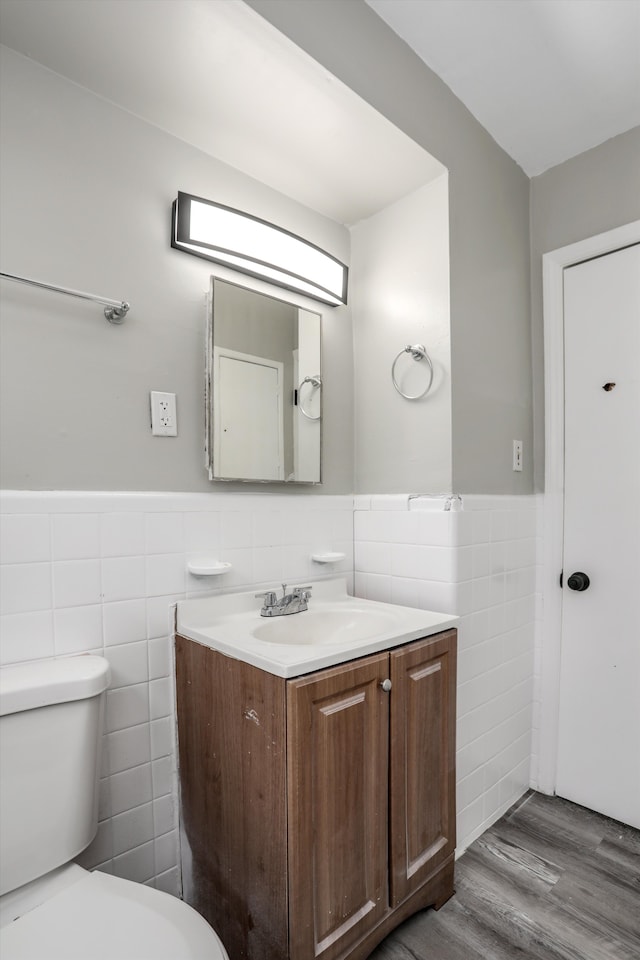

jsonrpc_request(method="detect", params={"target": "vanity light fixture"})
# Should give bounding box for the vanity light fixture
[171,192,348,307]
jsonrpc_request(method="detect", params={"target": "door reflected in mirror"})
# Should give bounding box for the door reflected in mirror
[206,278,321,483]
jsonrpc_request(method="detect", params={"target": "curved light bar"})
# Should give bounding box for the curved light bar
[171,192,348,307]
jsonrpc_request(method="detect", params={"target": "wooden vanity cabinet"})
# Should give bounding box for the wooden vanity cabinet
[286,652,390,959]
[388,633,457,907]
[175,629,456,960]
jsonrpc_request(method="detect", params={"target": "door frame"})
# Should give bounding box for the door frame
[538,218,640,794]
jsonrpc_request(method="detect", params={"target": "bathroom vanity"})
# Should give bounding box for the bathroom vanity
[175,581,457,960]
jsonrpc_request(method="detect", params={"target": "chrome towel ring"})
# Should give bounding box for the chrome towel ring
[391,344,434,400]
[298,375,321,421]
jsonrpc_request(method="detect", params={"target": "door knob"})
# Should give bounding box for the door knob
[567,572,590,592]
[380,679,392,692]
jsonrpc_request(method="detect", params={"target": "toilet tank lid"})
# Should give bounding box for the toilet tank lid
[0,656,110,717]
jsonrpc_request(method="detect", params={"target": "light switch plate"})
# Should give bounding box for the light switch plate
[513,439,523,471]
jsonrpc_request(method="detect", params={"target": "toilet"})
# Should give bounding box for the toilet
[0,655,229,959]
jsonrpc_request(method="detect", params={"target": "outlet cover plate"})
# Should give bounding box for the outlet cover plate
[150,391,177,436]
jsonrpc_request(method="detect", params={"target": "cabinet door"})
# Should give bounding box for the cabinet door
[287,653,390,960]
[389,631,456,906]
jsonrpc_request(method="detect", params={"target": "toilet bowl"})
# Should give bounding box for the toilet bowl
[0,656,229,959]
[1,864,227,959]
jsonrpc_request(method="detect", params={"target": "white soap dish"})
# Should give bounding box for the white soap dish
[311,552,346,564]
[187,560,232,577]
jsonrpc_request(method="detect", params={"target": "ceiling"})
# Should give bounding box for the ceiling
[366,0,640,176]
[1,0,637,215]
[0,0,444,226]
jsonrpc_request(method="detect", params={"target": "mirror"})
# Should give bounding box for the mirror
[206,278,321,483]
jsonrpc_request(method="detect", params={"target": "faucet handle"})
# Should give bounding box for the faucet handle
[255,590,277,605]
[293,585,313,597]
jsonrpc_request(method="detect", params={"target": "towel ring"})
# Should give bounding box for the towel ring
[391,344,434,400]
[298,375,321,421]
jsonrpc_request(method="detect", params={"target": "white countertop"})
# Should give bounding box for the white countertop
[176,578,458,678]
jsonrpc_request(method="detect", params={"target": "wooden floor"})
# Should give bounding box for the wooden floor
[370,790,640,960]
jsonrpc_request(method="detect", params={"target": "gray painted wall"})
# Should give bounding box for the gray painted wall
[248,0,533,494]
[529,126,640,490]
[213,281,298,364]
[351,177,452,493]
[0,47,353,493]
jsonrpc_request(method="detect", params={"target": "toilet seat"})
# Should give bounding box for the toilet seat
[1,869,228,959]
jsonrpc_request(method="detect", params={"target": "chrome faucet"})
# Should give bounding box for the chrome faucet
[255,583,312,617]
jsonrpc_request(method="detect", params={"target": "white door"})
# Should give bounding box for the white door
[556,243,640,827]
[213,347,284,481]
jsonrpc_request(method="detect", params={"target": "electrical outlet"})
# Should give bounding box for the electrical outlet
[513,440,523,472]
[150,391,177,436]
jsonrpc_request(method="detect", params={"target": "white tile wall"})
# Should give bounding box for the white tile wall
[0,490,354,894]
[1,488,539,891]
[354,493,539,854]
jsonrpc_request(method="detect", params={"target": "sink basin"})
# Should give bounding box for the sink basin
[177,577,458,678]
[251,606,400,645]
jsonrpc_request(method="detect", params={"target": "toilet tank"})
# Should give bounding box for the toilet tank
[0,656,110,897]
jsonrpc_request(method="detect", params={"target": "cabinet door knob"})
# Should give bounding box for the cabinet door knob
[380,679,392,693]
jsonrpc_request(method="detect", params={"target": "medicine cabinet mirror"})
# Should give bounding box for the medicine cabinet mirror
[206,278,321,483]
